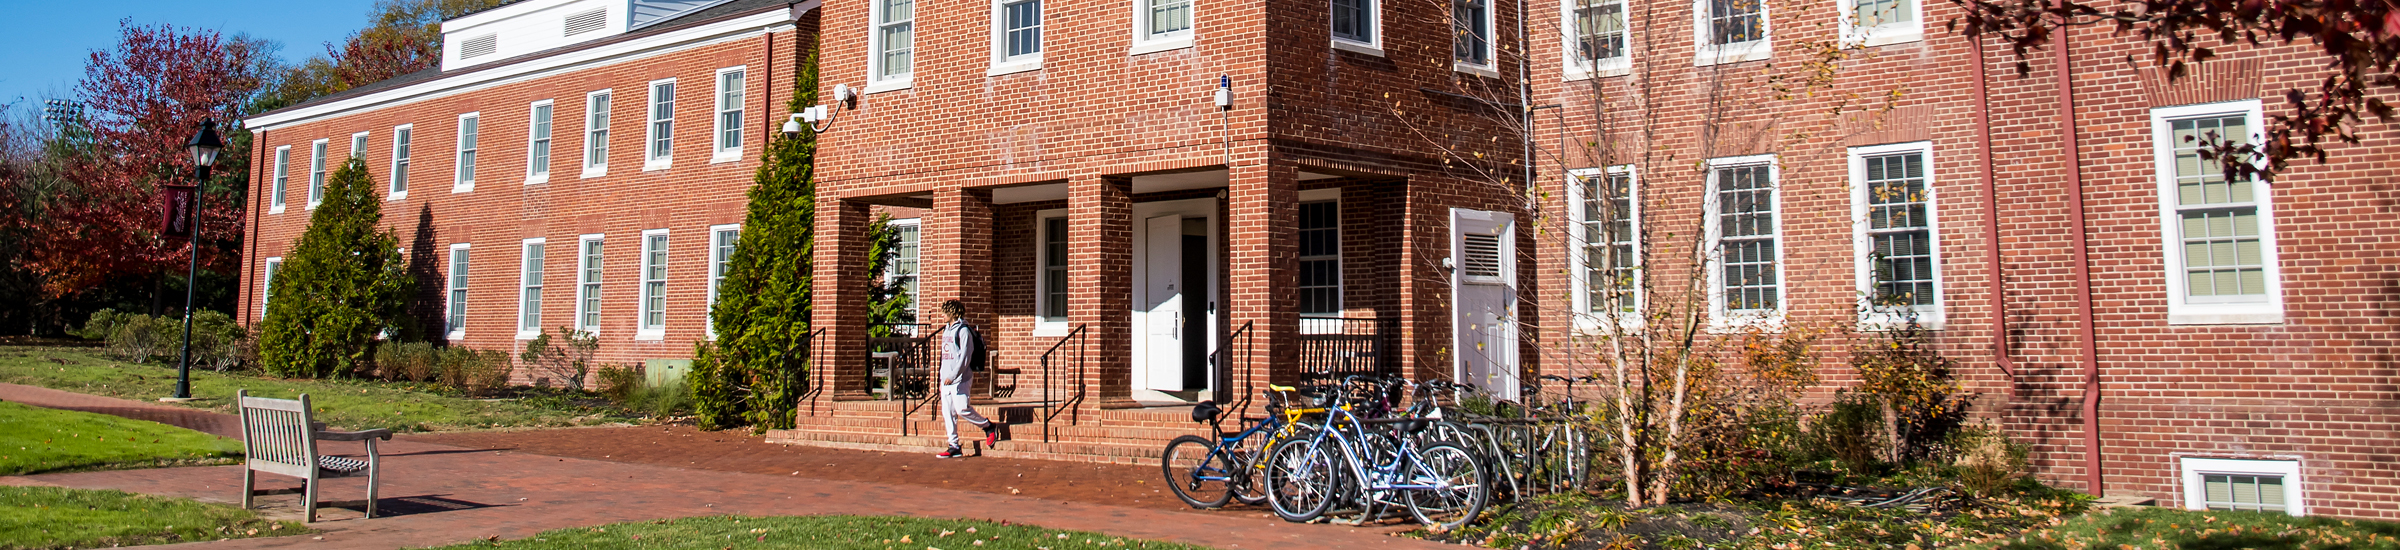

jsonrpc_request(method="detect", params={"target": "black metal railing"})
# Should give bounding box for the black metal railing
[868,323,934,401]
[1039,324,1087,443]
[787,328,827,417]
[1217,321,1257,418]
[1296,316,1394,383]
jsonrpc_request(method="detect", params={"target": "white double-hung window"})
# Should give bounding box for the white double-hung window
[261,257,283,315]
[1330,0,1381,55]
[713,67,745,161]
[517,238,546,338]
[1035,211,1069,333]
[270,146,290,213]
[1298,190,1343,334]
[1707,155,1781,326]
[644,79,675,170]
[638,229,669,339]
[350,132,369,159]
[1850,142,1941,327]
[706,224,740,337]
[1571,167,1641,329]
[1843,0,1921,45]
[446,243,471,338]
[307,139,328,209]
[576,235,604,333]
[390,125,412,199]
[1565,0,1629,77]
[991,0,1044,73]
[1453,0,1496,73]
[2152,99,2281,325]
[1133,0,1194,54]
[527,100,554,183]
[1695,0,1769,64]
[870,0,914,90]
[455,112,480,191]
[584,90,610,177]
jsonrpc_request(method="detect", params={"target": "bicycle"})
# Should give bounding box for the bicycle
[1262,376,1488,529]
[1158,386,1325,509]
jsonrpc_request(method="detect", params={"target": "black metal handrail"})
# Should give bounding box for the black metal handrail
[1218,321,1257,418]
[784,328,827,418]
[1039,324,1087,443]
[1296,316,1393,383]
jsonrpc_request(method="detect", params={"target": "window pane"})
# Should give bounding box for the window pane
[1005,0,1044,57]
[1717,165,1777,311]
[718,71,744,151]
[588,93,610,167]
[1298,201,1341,315]
[522,243,545,331]
[580,239,603,330]
[1863,152,1935,309]
[1453,0,1488,63]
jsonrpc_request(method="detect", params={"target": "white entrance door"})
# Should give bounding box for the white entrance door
[1132,198,1219,397]
[1142,215,1187,391]
[1451,208,1519,399]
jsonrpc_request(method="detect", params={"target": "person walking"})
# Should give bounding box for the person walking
[935,299,998,458]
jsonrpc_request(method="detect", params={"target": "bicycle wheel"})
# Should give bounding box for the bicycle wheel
[1160,435,1234,509]
[1229,425,1290,506]
[1263,437,1338,522]
[1405,443,1489,530]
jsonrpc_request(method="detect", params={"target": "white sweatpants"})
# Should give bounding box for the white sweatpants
[942,391,991,449]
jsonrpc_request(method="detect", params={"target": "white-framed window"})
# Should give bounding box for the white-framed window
[888,218,921,320]
[1132,0,1195,55]
[638,229,669,339]
[1036,209,1070,332]
[1850,142,1941,328]
[390,125,412,199]
[1453,0,1496,74]
[526,100,554,183]
[991,0,1045,74]
[1694,0,1770,64]
[447,243,471,339]
[583,90,610,177]
[869,0,915,90]
[306,139,328,209]
[1298,189,1343,334]
[455,112,480,191]
[349,131,369,159]
[1707,155,1781,325]
[1842,0,1922,46]
[1569,166,1641,330]
[576,234,604,333]
[713,67,745,161]
[2180,457,2306,516]
[706,224,740,337]
[2152,100,2281,325]
[261,257,283,315]
[1330,0,1382,55]
[270,146,290,213]
[644,80,674,170]
[517,238,547,338]
[1564,0,1629,78]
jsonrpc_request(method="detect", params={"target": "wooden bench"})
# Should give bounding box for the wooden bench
[236,390,392,522]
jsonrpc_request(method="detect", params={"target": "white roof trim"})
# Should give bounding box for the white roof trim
[248,8,792,132]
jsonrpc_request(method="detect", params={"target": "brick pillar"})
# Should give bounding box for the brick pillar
[1227,159,1300,391]
[1070,174,1135,410]
[816,197,873,401]
[923,188,995,382]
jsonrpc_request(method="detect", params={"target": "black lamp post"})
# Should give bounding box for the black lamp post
[169,119,223,401]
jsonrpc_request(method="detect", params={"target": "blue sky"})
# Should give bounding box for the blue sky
[0,0,371,110]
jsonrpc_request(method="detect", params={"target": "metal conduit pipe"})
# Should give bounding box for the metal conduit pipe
[1972,24,2015,389]
[2049,5,2107,497]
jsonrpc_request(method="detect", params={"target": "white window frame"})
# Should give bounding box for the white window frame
[2180,457,2306,516]
[1705,154,1783,328]
[526,100,554,183]
[643,80,675,170]
[1849,141,1943,329]
[1693,0,1771,65]
[868,0,916,92]
[1453,0,1499,76]
[455,112,480,192]
[1839,0,1922,46]
[575,234,604,334]
[582,90,611,178]
[712,66,746,162]
[990,0,1046,74]
[306,139,328,210]
[390,124,413,200]
[887,218,922,321]
[706,224,741,339]
[1329,0,1383,56]
[1034,208,1071,336]
[446,243,472,339]
[1568,166,1642,332]
[270,146,290,214]
[2152,100,2281,325]
[261,257,283,315]
[517,237,547,339]
[638,228,670,340]
[1563,0,1631,79]
[1297,189,1345,334]
[349,131,369,160]
[1130,0,1196,55]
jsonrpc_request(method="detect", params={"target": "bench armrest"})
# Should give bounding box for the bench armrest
[315,428,394,441]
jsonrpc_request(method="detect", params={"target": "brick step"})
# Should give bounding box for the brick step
[763,428,1166,466]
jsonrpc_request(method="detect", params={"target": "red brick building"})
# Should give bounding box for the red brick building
[243,0,2396,518]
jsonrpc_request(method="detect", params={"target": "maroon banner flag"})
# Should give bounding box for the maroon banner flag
[160,184,198,240]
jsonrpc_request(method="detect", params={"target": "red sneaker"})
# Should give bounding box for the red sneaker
[984,429,1000,449]
[936,447,965,459]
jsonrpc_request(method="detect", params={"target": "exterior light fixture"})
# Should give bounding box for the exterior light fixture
[165,118,224,401]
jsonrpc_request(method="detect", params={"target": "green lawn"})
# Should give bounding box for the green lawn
[421,515,1215,550]
[1969,505,2400,550]
[0,346,629,432]
[0,486,302,549]
[0,401,241,476]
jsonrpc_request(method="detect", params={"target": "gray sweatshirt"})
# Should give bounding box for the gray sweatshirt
[940,320,976,393]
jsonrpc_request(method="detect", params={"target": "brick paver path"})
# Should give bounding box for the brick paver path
[0,384,1443,550]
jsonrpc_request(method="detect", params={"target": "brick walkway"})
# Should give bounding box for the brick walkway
[0,384,1442,550]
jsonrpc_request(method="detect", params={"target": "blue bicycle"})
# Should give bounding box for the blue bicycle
[1159,392,1315,509]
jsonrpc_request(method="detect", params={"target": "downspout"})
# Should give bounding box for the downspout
[1971,33,2013,389]
[2050,7,2106,497]
[245,128,265,326]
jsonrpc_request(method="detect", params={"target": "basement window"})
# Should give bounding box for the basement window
[2180,457,2306,516]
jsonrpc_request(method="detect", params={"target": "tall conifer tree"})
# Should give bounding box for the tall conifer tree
[258,158,412,378]
[696,44,820,430]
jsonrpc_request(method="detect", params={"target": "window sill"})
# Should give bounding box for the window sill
[1571,314,1645,336]
[643,160,672,172]
[453,183,475,194]
[862,78,913,95]
[636,328,666,341]
[386,191,407,202]
[1129,36,1195,56]
[988,58,1042,76]
[305,202,320,211]
[1031,322,1070,337]
[1563,60,1631,81]
[1331,39,1383,57]
[1694,42,1772,66]
[1454,62,1501,78]
[270,205,287,214]
[515,330,541,340]
[526,174,550,185]
[1860,311,1944,332]
[1707,311,1785,333]
[710,150,742,164]
[447,330,465,341]
[1845,26,1924,48]
[582,166,607,178]
[2167,310,2284,325]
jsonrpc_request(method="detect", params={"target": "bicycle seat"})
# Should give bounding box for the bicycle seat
[1190,400,1222,424]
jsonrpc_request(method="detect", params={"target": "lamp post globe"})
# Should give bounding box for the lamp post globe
[168,119,223,401]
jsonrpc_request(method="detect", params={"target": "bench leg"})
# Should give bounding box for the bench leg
[364,439,379,519]
[240,468,255,510]
[303,475,318,523]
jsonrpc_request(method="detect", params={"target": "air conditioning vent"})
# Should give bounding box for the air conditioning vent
[460,34,498,58]
[563,8,608,36]
[1460,233,1503,279]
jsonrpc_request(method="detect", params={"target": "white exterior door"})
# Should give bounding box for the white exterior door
[1141,214,1187,391]
[1132,198,1219,397]
[1450,208,1519,399]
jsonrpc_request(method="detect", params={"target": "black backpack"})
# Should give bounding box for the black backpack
[960,322,988,372]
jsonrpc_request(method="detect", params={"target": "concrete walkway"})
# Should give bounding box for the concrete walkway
[0,383,1444,550]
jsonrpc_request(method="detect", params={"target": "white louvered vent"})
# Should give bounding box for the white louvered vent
[1460,234,1503,279]
[563,8,608,36]
[460,34,498,58]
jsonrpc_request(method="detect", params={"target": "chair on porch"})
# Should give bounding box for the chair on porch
[236,390,393,522]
